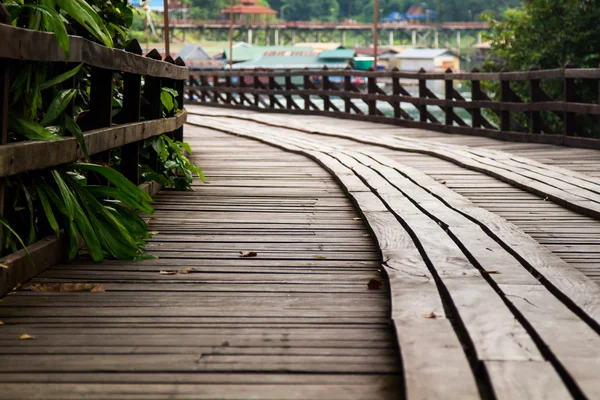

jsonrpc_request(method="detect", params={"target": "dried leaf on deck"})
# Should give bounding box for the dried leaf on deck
[486,270,501,275]
[240,251,257,257]
[315,255,327,259]
[19,334,34,340]
[352,217,362,221]
[149,231,160,235]
[30,283,105,292]
[0,264,9,269]
[0,321,4,325]
[367,279,383,290]
[178,268,195,274]
[159,270,178,275]
[421,312,437,319]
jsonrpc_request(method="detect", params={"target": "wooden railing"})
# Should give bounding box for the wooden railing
[185,67,600,149]
[0,18,188,294]
[0,23,187,180]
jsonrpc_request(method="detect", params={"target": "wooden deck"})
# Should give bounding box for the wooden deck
[1,107,600,399]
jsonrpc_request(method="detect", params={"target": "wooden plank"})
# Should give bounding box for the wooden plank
[0,24,187,79]
[0,112,187,178]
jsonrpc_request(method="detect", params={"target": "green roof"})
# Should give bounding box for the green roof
[319,49,356,60]
[230,55,352,70]
[225,46,313,62]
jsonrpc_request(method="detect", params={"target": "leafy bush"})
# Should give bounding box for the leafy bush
[0,0,203,260]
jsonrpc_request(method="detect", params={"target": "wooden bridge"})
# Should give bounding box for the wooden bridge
[2,22,600,400]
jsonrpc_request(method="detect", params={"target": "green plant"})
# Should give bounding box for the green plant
[142,135,205,191]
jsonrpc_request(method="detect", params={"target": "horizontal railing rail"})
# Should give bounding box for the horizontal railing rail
[185,66,600,149]
[0,23,188,180]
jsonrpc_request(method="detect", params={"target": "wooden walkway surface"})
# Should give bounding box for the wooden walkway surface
[1,107,600,399]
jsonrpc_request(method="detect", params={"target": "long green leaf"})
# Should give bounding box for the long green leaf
[55,0,113,48]
[17,4,70,58]
[52,170,103,262]
[69,163,154,205]
[64,115,90,161]
[19,181,37,245]
[8,115,61,141]
[41,89,77,126]
[40,64,83,91]
[87,186,154,215]
[36,185,60,238]
[0,217,32,263]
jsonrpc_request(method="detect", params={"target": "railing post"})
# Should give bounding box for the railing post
[225,72,232,105]
[143,49,163,173]
[392,67,401,120]
[121,40,143,185]
[529,64,541,134]
[199,74,210,102]
[0,6,8,243]
[418,67,427,122]
[268,74,276,109]
[343,66,352,114]
[499,68,511,132]
[87,66,113,185]
[303,68,311,111]
[564,61,577,136]
[174,57,186,142]
[471,67,482,129]
[285,70,293,110]
[253,69,260,107]
[238,70,245,106]
[322,66,331,113]
[367,67,377,116]
[445,68,453,126]
[212,72,220,103]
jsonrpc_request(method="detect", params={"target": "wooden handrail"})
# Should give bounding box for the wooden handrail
[0,24,187,80]
[186,66,600,148]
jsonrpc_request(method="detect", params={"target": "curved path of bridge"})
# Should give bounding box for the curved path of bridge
[1,107,600,399]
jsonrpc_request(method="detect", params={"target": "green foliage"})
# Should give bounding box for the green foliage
[483,0,600,136]
[484,1,600,71]
[143,135,205,191]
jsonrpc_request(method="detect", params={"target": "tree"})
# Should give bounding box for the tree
[280,0,339,22]
[485,0,600,71]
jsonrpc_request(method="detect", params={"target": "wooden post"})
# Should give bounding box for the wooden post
[253,70,260,107]
[174,56,186,142]
[225,73,233,105]
[344,66,352,114]
[322,66,331,113]
[85,66,114,185]
[285,70,293,110]
[144,49,163,173]
[0,6,8,244]
[163,0,170,56]
[499,68,511,132]
[212,73,220,103]
[391,67,401,119]
[303,68,311,111]
[373,0,379,69]
[121,40,143,185]
[238,70,246,106]
[418,67,427,123]
[564,61,577,136]
[268,74,276,110]
[445,68,453,126]
[529,64,541,134]
[367,68,377,116]
[471,67,482,129]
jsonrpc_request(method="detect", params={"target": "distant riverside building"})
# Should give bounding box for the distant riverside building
[228,48,355,71]
[220,0,278,24]
[389,48,459,72]
[178,45,224,70]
